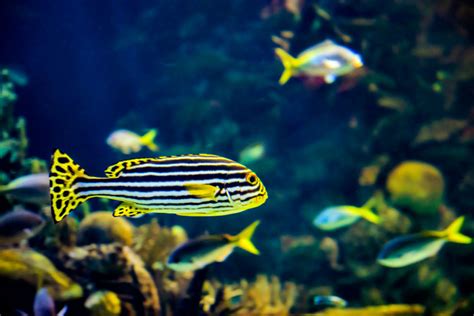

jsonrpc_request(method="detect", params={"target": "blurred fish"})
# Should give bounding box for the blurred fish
[34,288,68,316]
[167,220,260,272]
[0,173,49,205]
[1,67,29,86]
[239,143,265,165]
[0,209,45,245]
[313,205,380,231]
[106,129,159,155]
[377,216,472,268]
[50,150,267,223]
[275,39,363,85]
[314,295,347,308]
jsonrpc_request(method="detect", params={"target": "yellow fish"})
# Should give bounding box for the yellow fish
[49,150,267,223]
[378,216,471,268]
[275,39,363,85]
[167,221,260,272]
[106,129,159,154]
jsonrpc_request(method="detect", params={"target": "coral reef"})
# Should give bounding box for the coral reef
[58,243,161,315]
[1,0,474,314]
[386,161,445,215]
[201,275,298,316]
[77,211,134,246]
[0,248,83,301]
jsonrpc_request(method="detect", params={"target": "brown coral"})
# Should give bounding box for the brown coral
[77,211,134,246]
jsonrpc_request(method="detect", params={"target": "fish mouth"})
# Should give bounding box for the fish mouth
[353,58,364,68]
[252,184,268,207]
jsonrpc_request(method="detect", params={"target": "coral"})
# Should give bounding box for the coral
[77,211,134,246]
[201,275,298,316]
[237,275,297,315]
[320,237,344,271]
[58,243,160,315]
[85,290,122,316]
[0,248,83,301]
[413,118,467,145]
[386,161,445,215]
[312,304,425,315]
[132,218,187,268]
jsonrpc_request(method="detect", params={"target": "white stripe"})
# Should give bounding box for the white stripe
[128,162,243,169]
[74,178,248,189]
[120,169,248,177]
[77,190,259,205]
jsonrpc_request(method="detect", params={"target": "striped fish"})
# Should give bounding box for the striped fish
[49,149,267,223]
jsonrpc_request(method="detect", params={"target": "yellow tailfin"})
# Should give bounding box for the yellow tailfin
[275,48,297,85]
[49,149,89,223]
[231,220,261,255]
[357,207,381,224]
[444,216,472,244]
[140,129,159,152]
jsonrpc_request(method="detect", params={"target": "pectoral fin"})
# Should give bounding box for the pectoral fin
[113,203,148,218]
[184,183,219,201]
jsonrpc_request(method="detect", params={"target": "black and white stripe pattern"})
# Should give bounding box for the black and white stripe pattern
[74,154,267,214]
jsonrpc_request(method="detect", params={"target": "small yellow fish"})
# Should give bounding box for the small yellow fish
[275,39,363,85]
[106,129,159,154]
[313,205,380,231]
[167,221,260,272]
[377,216,472,268]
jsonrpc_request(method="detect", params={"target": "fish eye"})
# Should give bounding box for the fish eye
[246,172,258,185]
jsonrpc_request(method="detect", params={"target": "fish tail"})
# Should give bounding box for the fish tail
[443,216,472,244]
[50,149,90,223]
[140,129,159,152]
[232,220,260,255]
[274,48,297,85]
[358,207,381,224]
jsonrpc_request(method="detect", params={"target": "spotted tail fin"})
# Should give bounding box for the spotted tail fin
[49,149,89,223]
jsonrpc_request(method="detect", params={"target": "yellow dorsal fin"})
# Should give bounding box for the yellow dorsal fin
[104,158,159,178]
[228,220,260,255]
[184,183,219,201]
[140,129,159,152]
[113,203,148,218]
[274,48,298,85]
[443,216,472,244]
[104,154,227,178]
